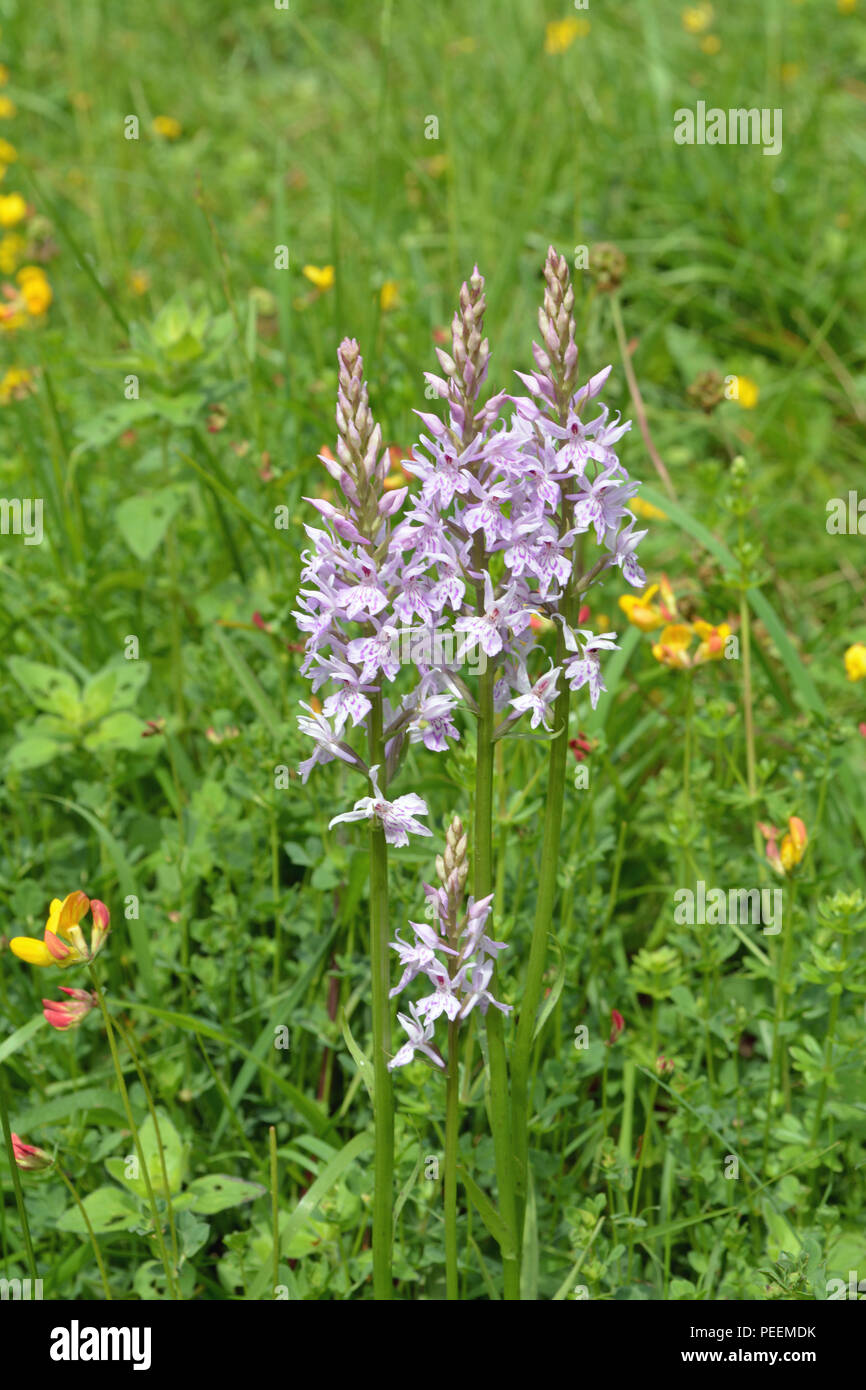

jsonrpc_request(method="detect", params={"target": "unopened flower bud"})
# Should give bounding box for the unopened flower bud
[589,242,627,292]
[11,1133,54,1172]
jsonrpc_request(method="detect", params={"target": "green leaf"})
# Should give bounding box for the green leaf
[184,1174,266,1214]
[150,391,204,424]
[248,1132,373,1298]
[115,488,184,561]
[13,1086,126,1130]
[105,1111,186,1197]
[7,658,81,718]
[116,998,330,1135]
[340,1008,375,1103]
[70,398,157,457]
[81,662,150,720]
[57,1185,142,1235]
[84,711,147,752]
[458,1165,517,1262]
[5,735,64,771]
[212,917,340,1146]
[212,627,283,740]
[80,667,120,722]
[532,936,565,1043]
[178,1211,210,1259]
[0,1014,46,1064]
[520,1168,539,1301]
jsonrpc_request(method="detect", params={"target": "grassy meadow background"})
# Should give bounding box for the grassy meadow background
[1,0,866,1300]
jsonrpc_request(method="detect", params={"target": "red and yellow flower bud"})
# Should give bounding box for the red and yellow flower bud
[759,817,807,875]
[11,1133,54,1171]
[42,986,98,1031]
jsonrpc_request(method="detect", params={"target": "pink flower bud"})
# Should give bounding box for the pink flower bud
[607,1009,625,1044]
[11,1133,54,1172]
[42,986,98,1031]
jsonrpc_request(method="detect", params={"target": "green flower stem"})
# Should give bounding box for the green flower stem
[89,974,180,1299]
[444,1018,459,1300]
[610,293,677,502]
[738,577,763,863]
[762,876,797,1167]
[269,1124,280,1294]
[57,1166,112,1300]
[512,622,571,1245]
[113,1016,180,1274]
[0,1069,38,1281]
[811,931,848,1147]
[475,660,520,1300]
[627,1003,659,1280]
[369,690,394,1300]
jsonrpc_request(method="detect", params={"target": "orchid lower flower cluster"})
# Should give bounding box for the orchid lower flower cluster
[294,246,646,832]
[388,817,510,1071]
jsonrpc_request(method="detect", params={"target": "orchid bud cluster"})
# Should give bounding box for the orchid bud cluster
[387,817,510,1071]
[294,246,648,831]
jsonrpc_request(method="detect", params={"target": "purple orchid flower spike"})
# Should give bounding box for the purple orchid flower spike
[558,620,620,710]
[457,959,513,1021]
[329,765,433,848]
[296,703,363,784]
[388,1002,446,1072]
[508,661,562,731]
[389,921,457,998]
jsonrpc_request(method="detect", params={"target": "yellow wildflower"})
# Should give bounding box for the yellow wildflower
[619,583,665,633]
[129,268,151,295]
[10,892,110,969]
[631,496,668,521]
[844,643,866,682]
[693,619,730,663]
[682,4,714,33]
[838,0,856,12]
[17,265,52,315]
[700,34,722,54]
[153,115,182,140]
[380,280,399,311]
[0,232,25,274]
[302,264,335,291]
[731,375,759,408]
[0,306,25,330]
[0,138,17,163]
[0,64,8,87]
[422,153,450,177]
[652,623,694,670]
[0,191,28,227]
[760,818,808,875]
[544,18,590,54]
[0,96,17,118]
[0,365,35,403]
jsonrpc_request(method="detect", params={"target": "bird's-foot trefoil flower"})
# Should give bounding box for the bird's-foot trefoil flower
[844,642,866,682]
[10,892,110,969]
[607,1009,626,1045]
[42,986,98,1031]
[759,817,808,875]
[11,1133,54,1171]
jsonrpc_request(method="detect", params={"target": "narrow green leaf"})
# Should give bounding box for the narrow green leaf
[519,1168,539,1300]
[458,1164,516,1261]
[0,1015,46,1064]
[340,1009,375,1103]
[212,627,283,740]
